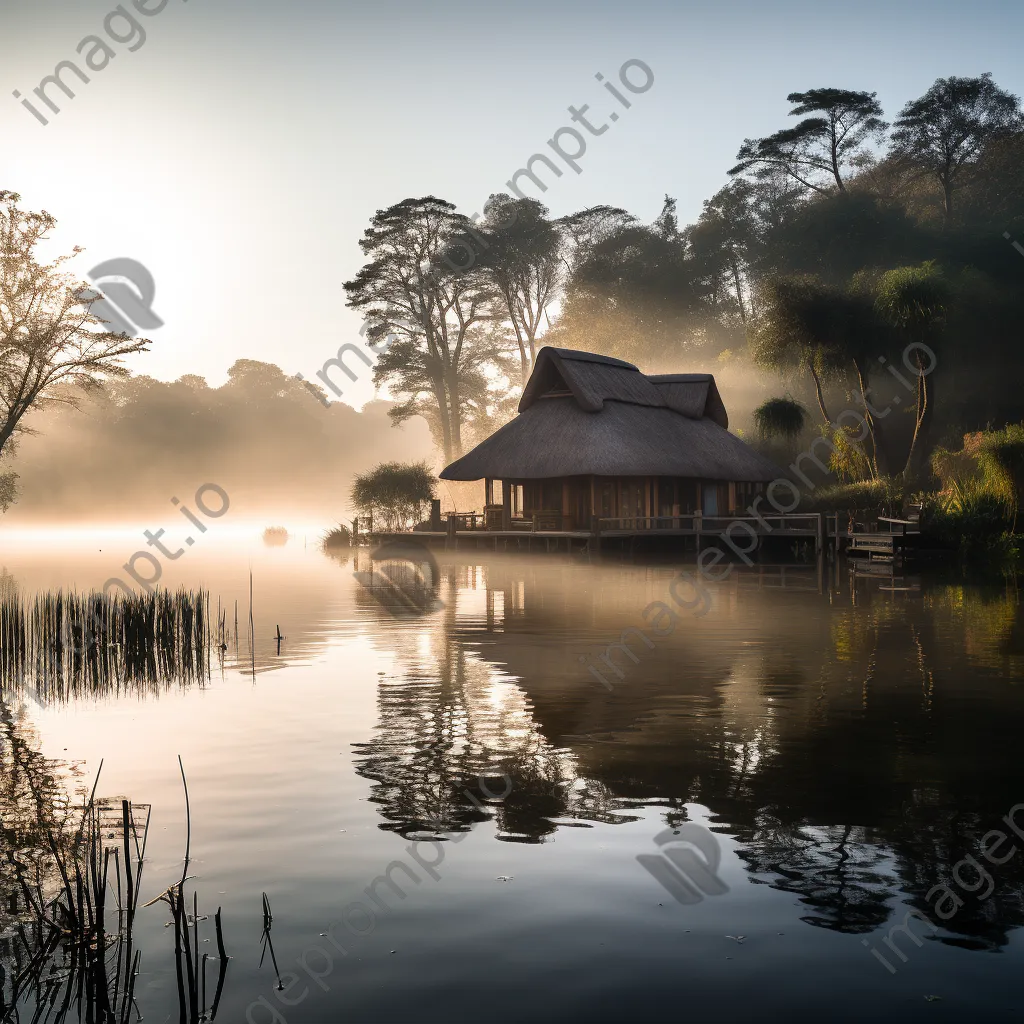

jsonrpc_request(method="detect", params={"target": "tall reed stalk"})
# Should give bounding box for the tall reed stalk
[0,757,230,1023]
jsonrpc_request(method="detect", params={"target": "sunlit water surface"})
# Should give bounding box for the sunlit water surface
[1,533,1023,1023]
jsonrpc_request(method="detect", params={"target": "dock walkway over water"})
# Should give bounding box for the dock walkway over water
[359,512,921,560]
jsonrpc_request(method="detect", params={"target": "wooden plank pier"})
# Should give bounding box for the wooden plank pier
[355,509,921,561]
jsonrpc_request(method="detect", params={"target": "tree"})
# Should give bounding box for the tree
[477,194,561,387]
[546,200,703,367]
[0,471,16,511]
[873,262,950,476]
[751,276,849,424]
[0,191,149,460]
[653,194,680,238]
[687,183,756,324]
[556,205,636,275]
[891,74,1021,226]
[731,89,887,193]
[753,274,890,479]
[759,190,922,287]
[351,461,435,531]
[345,197,510,462]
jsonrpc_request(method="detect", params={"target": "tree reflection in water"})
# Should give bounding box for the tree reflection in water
[351,559,1024,951]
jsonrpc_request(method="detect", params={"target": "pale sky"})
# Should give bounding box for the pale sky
[5,0,1022,408]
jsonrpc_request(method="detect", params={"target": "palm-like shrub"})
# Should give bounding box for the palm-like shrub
[753,397,807,441]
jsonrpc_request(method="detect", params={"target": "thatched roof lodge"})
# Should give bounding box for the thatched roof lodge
[440,347,781,530]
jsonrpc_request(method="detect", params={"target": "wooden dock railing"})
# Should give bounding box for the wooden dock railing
[432,511,828,536]
[595,512,825,534]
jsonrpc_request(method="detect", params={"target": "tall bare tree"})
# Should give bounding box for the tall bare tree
[344,197,506,462]
[0,192,149,502]
[891,73,1021,227]
[477,194,561,387]
[731,88,887,194]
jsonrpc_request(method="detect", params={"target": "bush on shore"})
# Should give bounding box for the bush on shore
[800,478,907,516]
[322,524,352,550]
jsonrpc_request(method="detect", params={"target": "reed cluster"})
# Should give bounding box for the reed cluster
[0,588,212,704]
[0,758,230,1023]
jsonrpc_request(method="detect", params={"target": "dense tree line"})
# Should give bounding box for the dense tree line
[2,361,432,523]
[345,73,1024,484]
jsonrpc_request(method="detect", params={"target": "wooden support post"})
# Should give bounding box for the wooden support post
[502,480,512,531]
[816,512,824,555]
[446,513,457,551]
[590,515,602,555]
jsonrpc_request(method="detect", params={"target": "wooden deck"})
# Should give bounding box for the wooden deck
[358,510,922,560]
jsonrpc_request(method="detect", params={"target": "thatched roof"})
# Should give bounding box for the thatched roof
[519,348,664,412]
[441,347,781,482]
[648,374,728,428]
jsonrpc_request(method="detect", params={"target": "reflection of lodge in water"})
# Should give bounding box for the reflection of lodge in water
[353,558,1024,950]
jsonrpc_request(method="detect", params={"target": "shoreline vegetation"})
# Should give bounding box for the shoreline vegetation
[796,423,1024,568]
[0,708,231,1022]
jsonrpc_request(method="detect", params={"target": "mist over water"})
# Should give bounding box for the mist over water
[0,362,434,527]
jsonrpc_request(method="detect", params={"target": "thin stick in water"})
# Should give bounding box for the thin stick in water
[178,755,191,881]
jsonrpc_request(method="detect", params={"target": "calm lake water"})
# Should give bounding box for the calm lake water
[1,532,1023,1023]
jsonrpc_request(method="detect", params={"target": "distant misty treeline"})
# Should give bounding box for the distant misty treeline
[2,360,432,524]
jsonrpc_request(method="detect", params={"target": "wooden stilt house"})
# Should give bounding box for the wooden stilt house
[439,347,782,530]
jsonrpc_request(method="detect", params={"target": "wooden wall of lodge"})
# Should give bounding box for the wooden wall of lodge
[482,476,767,530]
